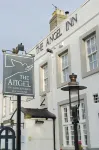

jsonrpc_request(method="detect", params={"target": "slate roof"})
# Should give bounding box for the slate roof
[21,107,56,119]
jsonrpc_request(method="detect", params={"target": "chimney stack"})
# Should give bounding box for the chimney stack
[49,8,69,31]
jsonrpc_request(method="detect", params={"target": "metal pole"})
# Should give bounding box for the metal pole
[73,121,79,150]
[72,106,79,150]
[16,95,21,150]
[53,119,56,150]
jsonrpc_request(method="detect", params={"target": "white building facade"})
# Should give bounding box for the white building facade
[27,0,99,149]
[1,0,99,150]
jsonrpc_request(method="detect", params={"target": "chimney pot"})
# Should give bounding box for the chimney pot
[65,11,69,15]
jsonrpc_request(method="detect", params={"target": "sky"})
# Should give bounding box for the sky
[0,0,85,81]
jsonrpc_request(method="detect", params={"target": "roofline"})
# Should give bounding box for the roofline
[28,0,90,54]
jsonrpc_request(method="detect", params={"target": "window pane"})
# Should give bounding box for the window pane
[44,78,48,91]
[62,68,69,82]
[89,62,93,70]
[93,60,98,69]
[87,48,91,55]
[70,110,73,122]
[71,125,74,146]
[89,55,92,63]
[64,55,68,67]
[93,53,97,61]
[87,39,90,48]
[87,40,91,54]
[43,64,48,91]
[91,36,97,52]
[81,102,86,120]
[1,139,5,149]
[8,139,13,150]
[44,65,48,79]
[78,125,81,141]
[62,55,65,68]
[92,45,96,52]
[62,54,68,69]
[91,36,95,45]
[64,107,68,122]
[65,126,69,145]
[3,98,6,116]
[83,124,87,145]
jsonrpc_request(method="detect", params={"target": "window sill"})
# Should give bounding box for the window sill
[2,115,6,118]
[82,67,99,78]
[9,112,13,115]
[40,90,50,96]
[62,146,75,150]
[62,146,87,150]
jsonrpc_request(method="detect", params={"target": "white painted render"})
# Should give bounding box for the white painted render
[27,0,99,149]
[24,119,53,150]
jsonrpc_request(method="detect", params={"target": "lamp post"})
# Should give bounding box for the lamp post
[61,73,87,150]
[15,43,24,150]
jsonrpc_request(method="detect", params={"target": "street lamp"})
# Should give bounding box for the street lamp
[61,73,87,150]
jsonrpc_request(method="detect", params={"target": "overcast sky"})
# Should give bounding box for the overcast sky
[0,0,85,81]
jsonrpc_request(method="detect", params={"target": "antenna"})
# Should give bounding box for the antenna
[52,4,58,10]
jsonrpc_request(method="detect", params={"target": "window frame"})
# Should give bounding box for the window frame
[56,45,71,88]
[61,101,86,147]
[58,93,90,150]
[39,60,50,96]
[2,97,6,117]
[9,97,14,114]
[80,25,99,78]
[85,34,97,71]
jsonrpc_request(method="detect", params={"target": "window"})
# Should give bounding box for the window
[78,125,81,141]
[42,64,48,91]
[9,97,14,114]
[83,124,87,145]
[56,45,71,88]
[39,61,50,95]
[85,34,98,71]
[64,107,68,122]
[81,102,86,119]
[2,97,6,117]
[93,93,99,103]
[65,126,69,145]
[61,53,69,83]
[71,125,74,146]
[61,101,87,148]
[80,26,99,78]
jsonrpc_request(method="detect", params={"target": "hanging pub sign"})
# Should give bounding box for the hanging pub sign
[3,53,34,96]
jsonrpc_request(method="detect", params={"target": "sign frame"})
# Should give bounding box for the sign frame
[3,53,34,96]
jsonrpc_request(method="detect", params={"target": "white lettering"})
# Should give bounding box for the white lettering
[8,79,13,86]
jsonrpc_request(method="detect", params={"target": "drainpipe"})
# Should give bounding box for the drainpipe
[53,118,56,150]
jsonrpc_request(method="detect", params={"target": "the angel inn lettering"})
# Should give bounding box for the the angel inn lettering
[36,28,62,54]
[36,14,78,54]
[46,28,62,47]
[66,14,77,31]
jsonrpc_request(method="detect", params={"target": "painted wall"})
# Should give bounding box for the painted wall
[25,0,99,149]
[24,119,54,150]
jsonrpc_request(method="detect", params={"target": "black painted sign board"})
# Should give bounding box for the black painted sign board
[3,53,34,96]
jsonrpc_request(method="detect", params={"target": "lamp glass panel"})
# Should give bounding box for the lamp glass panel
[70,88,78,97]
[70,88,79,107]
